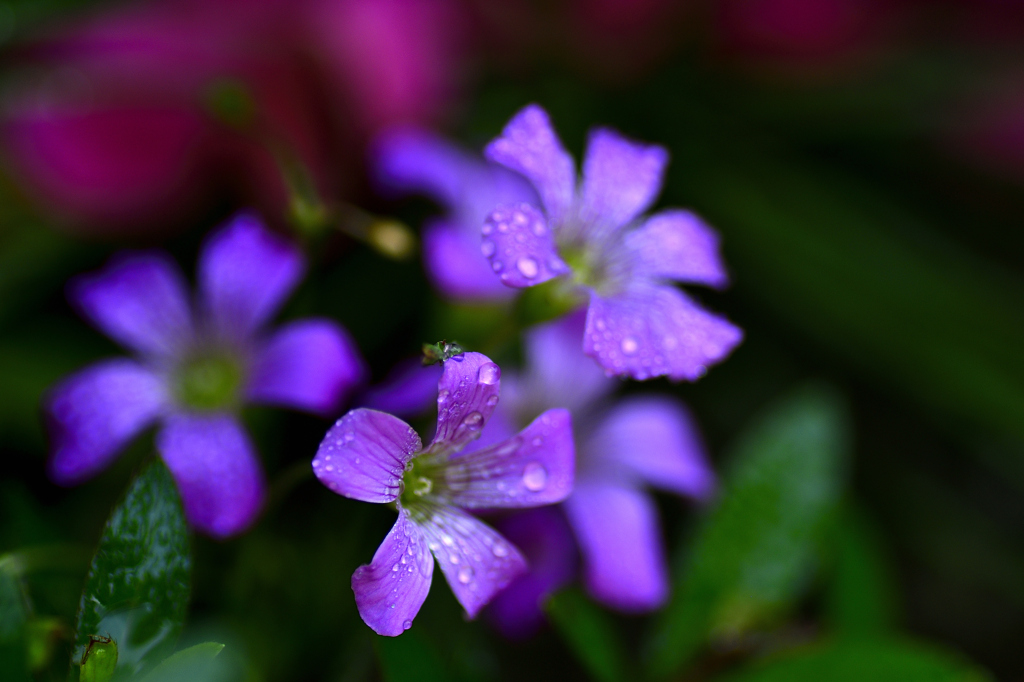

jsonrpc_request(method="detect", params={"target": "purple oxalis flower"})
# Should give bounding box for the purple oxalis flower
[46,213,365,537]
[483,104,743,381]
[312,351,575,636]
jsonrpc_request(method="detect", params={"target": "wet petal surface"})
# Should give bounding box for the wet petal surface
[432,352,503,451]
[580,128,668,233]
[483,203,570,289]
[625,210,729,288]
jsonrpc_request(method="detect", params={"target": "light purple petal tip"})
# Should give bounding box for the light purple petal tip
[580,128,668,233]
[156,413,265,538]
[314,408,422,504]
[432,352,503,450]
[46,360,168,485]
[625,210,729,288]
[587,396,716,500]
[421,505,527,619]
[423,219,516,301]
[484,105,576,225]
[447,409,575,509]
[69,252,193,359]
[360,357,444,419]
[483,204,570,289]
[564,482,668,612]
[198,212,304,339]
[246,319,366,416]
[523,311,615,414]
[584,286,743,381]
[352,507,434,636]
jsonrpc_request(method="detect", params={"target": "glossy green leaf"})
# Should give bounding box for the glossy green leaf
[80,636,117,682]
[139,642,225,682]
[647,385,850,678]
[826,508,897,637]
[546,587,626,682]
[72,462,191,680]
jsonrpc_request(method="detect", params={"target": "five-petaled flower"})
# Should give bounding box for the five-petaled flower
[482,104,743,381]
[45,213,365,537]
[312,351,575,636]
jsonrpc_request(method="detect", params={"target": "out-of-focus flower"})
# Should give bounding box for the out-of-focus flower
[46,213,365,537]
[312,352,574,636]
[482,104,743,381]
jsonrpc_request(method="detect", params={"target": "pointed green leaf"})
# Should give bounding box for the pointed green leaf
[139,642,225,682]
[546,587,627,682]
[72,462,191,680]
[826,507,898,636]
[647,385,850,678]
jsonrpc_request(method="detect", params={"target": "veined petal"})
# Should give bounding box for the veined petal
[198,213,304,339]
[587,396,716,500]
[483,204,570,288]
[484,105,576,225]
[352,507,434,636]
[625,210,729,288]
[564,481,668,612]
[419,504,526,618]
[580,128,667,233]
[246,319,366,416]
[314,408,422,503]
[156,413,264,538]
[69,252,193,359]
[445,409,575,509]
[423,219,516,301]
[583,285,743,381]
[431,352,503,451]
[46,359,169,485]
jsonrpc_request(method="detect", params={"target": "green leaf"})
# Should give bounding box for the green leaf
[0,565,30,681]
[826,508,898,637]
[711,638,991,682]
[647,385,850,678]
[374,630,450,682]
[546,587,627,682]
[72,462,191,681]
[139,642,226,682]
[80,636,117,682]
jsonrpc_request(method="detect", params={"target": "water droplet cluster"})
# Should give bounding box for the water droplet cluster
[482,204,569,287]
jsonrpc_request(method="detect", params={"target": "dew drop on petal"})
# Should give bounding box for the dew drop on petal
[441,534,454,547]
[457,566,474,584]
[532,220,546,236]
[437,389,449,404]
[492,542,508,558]
[481,238,496,257]
[485,394,499,407]
[522,462,548,491]
[621,336,639,356]
[392,564,399,572]
[492,260,504,273]
[478,362,500,385]
[403,620,413,630]
[463,411,484,429]
[516,256,539,279]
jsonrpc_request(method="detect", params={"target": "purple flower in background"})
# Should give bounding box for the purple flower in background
[312,352,575,636]
[482,104,743,381]
[46,213,365,537]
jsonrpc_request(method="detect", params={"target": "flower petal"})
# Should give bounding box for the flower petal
[586,396,716,500]
[46,359,169,485]
[197,212,304,339]
[445,409,575,509]
[360,357,444,419]
[584,285,743,381]
[482,204,570,288]
[246,319,366,416]
[156,413,265,538]
[484,105,576,225]
[423,219,516,301]
[580,128,667,233]
[564,481,668,611]
[69,253,193,358]
[431,352,503,450]
[352,507,434,636]
[420,504,526,618]
[314,408,422,503]
[625,210,729,288]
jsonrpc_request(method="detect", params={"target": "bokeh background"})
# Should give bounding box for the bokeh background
[3,0,1024,680]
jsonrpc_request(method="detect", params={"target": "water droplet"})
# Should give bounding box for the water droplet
[437,389,450,403]
[450,553,460,564]
[492,543,508,558]
[392,564,399,572]
[325,464,334,472]
[492,260,504,273]
[441,534,454,547]
[481,238,495,257]
[621,336,639,356]
[497,222,509,233]
[532,220,546,236]
[482,223,492,235]
[532,437,542,447]
[342,431,355,444]
[523,462,548,491]
[485,394,499,407]
[403,620,413,630]
[407,546,415,556]
[513,211,528,226]
[516,256,539,279]
[458,566,474,584]
[462,411,483,429]
[478,363,500,385]
[354,457,361,465]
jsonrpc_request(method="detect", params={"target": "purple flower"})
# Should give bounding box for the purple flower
[46,213,366,537]
[482,104,743,381]
[312,351,575,636]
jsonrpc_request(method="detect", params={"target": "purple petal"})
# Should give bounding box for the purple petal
[46,359,169,485]
[586,396,716,500]
[486,507,578,639]
[564,481,668,612]
[445,409,575,509]
[431,352,503,450]
[484,105,576,225]
[583,285,743,381]
[459,402,519,458]
[580,128,668,233]
[423,219,516,301]
[69,253,193,359]
[198,213,304,339]
[245,319,366,416]
[313,408,422,503]
[483,204,570,288]
[156,413,264,538]
[360,357,444,419]
[352,507,434,636]
[625,210,729,288]
[420,504,526,618]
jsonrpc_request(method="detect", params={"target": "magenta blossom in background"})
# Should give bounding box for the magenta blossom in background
[482,104,743,381]
[312,352,575,636]
[46,213,365,537]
